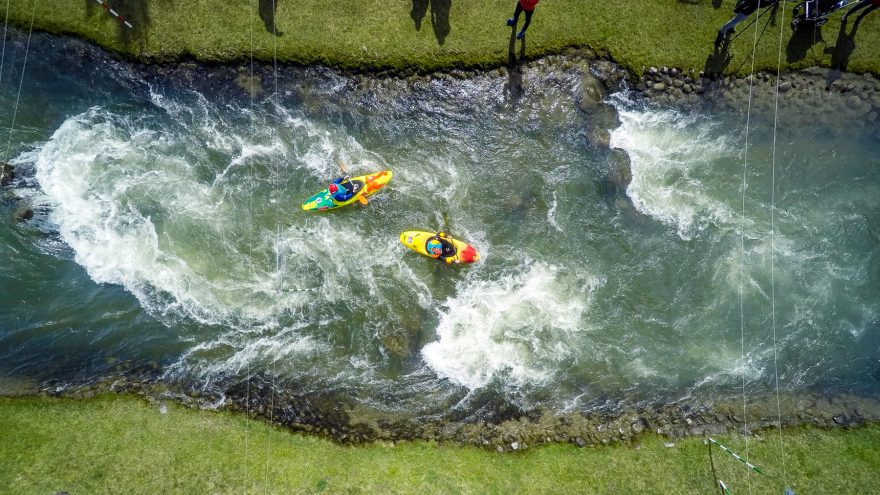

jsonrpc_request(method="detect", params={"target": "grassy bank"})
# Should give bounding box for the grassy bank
[3,1,879,75]
[1,394,878,494]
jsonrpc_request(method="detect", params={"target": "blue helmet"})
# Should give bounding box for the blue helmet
[426,239,442,256]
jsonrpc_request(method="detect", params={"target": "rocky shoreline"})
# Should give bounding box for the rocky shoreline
[13,372,880,451]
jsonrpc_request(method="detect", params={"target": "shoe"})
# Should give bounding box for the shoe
[506,18,515,26]
[517,30,526,39]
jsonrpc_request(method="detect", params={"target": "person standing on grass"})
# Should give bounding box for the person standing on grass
[506,0,540,39]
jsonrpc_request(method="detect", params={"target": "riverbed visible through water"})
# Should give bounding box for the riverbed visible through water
[1,32,878,437]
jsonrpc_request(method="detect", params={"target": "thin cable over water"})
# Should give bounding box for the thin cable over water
[2,0,36,165]
[244,0,256,487]
[770,0,789,487]
[739,4,764,493]
[266,0,280,490]
[0,0,10,88]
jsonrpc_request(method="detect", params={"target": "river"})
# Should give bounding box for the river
[1,31,878,431]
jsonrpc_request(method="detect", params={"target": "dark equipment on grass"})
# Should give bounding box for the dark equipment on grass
[790,0,877,27]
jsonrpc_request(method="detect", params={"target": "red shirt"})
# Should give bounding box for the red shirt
[519,0,539,11]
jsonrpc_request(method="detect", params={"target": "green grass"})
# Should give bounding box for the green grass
[1,394,879,494]
[3,1,879,74]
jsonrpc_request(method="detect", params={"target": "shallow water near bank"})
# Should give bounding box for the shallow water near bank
[1,32,878,432]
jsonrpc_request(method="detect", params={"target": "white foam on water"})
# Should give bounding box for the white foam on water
[169,319,328,381]
[34,109,236,324]
[547,191,562,232]
[688,347,768,394]
[28,106,286,318]
[422,263,604,390]
[609,98,736,240]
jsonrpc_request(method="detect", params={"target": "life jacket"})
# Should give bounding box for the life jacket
[519,0,540,12]
[330,178,354,202]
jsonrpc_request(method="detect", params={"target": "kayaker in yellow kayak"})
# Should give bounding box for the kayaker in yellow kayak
[328,177,355,202]
[426,232,460,264]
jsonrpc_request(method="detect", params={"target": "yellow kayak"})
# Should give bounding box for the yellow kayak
[399,231,480,264]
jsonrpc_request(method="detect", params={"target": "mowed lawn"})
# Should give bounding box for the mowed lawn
[3,0,879,74]
[1,395,879,494]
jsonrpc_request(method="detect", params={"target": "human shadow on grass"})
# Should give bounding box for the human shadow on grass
[411,0,429,30]
[787,22,825,63]
[84,0,150,51]
[430,0,452,44]
[411,0,451,45]
[704,35,733,78]
[825,2,878,82]
[505,28,527,106]
[680,0,724,8]
[704,3,778,78]
[704,4,779,79]
[259,0,283,36]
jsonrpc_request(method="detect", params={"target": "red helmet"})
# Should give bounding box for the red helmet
[329,184,338,194]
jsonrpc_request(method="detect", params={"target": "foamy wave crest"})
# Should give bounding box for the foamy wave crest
[34,108,246,324]
[422,263,603,390]
[32,102,410,333]
[609,97,735,240]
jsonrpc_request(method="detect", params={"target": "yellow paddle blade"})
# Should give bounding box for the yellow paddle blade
[357,195,368,205]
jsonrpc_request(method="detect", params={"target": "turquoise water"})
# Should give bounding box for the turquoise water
[1,32,879,423]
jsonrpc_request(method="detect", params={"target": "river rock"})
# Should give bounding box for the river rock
[585,128,611,149]
[609,148,632,189]
[0,163,12,186]
[234,73,262,99]
[579,72,606,112]
[380,330,410,358]
[13,205,33,222]
[591,60,625,89]
[846,95,864,111]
